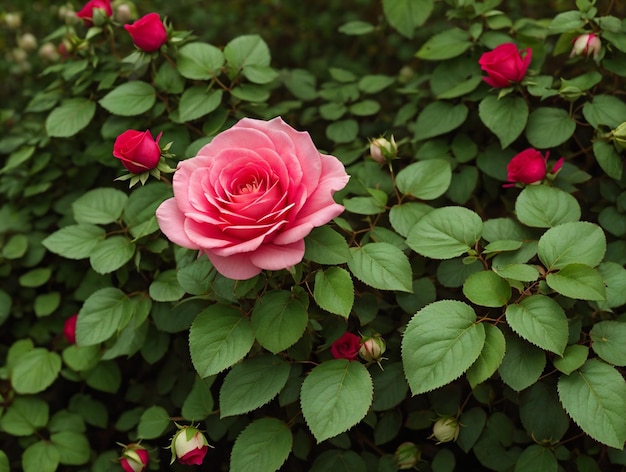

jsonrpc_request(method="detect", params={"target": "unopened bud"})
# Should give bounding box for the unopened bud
[4,13,22,30]
[613,122,626,152]
[570,33,601,60]
[394,442,420,470]
[170,426,210,466]
[39,42,60,62]
[18,33,38,52]
[12,48,28,63]
[358,335,386,362]
[369,136,397,163]
[115,4,133,23]
[431,416,460,444]
[119,443,149,472]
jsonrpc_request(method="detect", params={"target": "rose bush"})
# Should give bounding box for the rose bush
[478,42,532,88]
[124,13,168,53]
[156,117,349,280]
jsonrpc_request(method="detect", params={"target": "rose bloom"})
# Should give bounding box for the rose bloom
[76,0,112,27]
[124,13,168,53]
[113,129,162,174]
[156,117,349,280]
[570,33,601,60]
[173,427,209,465]
[505,148,564,186]
[330,332,362,361]
[120,445,149,472]
[478,42,532,88]
[63,314,78,344]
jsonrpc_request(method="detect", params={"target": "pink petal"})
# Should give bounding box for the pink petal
[156,198,200,249]
[205,251,262,280]
[249,240,306,271]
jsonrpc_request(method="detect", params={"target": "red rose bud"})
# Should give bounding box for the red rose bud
[76,0,112,27]
[394,442,421,470]
[63,314,78,344]
[505,148,549,186]
[479,42,532,89]
[330,332,361,361]
[358,335,386,362]
[113,129,162,174]
[119,444,149,472]
[171,427,210,466]
[124,13,167,53]
[570,33,601,60]
[369,136,397,163]
[431,417,460,444]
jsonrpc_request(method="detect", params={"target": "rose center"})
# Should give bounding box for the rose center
[238,178,261,194]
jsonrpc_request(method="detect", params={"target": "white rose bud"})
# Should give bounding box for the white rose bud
[18,33,38,52]
[4,13,22,29]
[570,33,601,60]
[115,4,133,23]
[431,416,460,443]
[358,335,386,362]
[39,42,60,62]
[369,136,397,163]
[394,441,420,470]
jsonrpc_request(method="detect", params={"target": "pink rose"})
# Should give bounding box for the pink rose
[330,332,362,361]
[505,148,564,186]
[172,427,209,465]
[156,117,349,280]
[113,129,162,174]
[479,43,532,89]
[570,33,601,60]
[119,445,149,472]
[63,314,78,344]
[76,0,112,27]
[124,13,168,53]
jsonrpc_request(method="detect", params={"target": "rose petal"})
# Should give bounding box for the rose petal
[205,251,262,280]
[156,198,200,249]
[249,240,305,271]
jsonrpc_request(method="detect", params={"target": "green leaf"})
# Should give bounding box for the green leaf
[431,58,482,100]
[538,221,606,270]
[22,441,60,472]
[519,381,570,443]
[310,450,366,472]
[42,224,105,260]
[479,95,528,149]
[546,264,606,301]
[515,185,581,228]
[85,361,122,393]
[326,119,358,143]
[224,34,271,72]
[416,27,472,60]
[51,431,90,465]
[176,87,223,122]
[548,11,584,33]
[177,42,225,79]
[493,263,540,282]
[2,233,28,259]
[182,376,215,421]
[382,0,434,38]
[347,242,413,292]
[498,335,545,391]
[89,236,135,274]
[34,292,61,317]
[582,94,626,129]
[220,355,290,417]
[593,141,623,181]
[137,405,170,439]
[590,321,626,366]
[457,407,487,453]
[45,98,96,138]
[505,295,568,355]
[0,397,48,436]
[358,74,395,94]
[402,300,485,395]
[76,288,133,346]
[72,188,128,225]
[242,64,279,84]
[515,445,558,472]
[406,206,483,259]
[98,81,156,116]
[525,107,576,148]
[149,270,185,302]
[554,345,589,376]
[190,304,255,377]
[338,20,376,36]
[304,226,351,264]
[414,102,468,141]
[62,344,101,371]
[371,363,410,411]
[251,290,309,353]
[466,324,506,388]
[230,418,293,472]
[396,159,452,200]
[123,182,172,239]
[463,271,511,307]
[301,360,373,442]
[389,202,433,237]
[11,348,61,394]
[177,259,215,295]
[19,267,51,287]
[349,100,381,116]
[558,359,626,448]
[314,267,354,318]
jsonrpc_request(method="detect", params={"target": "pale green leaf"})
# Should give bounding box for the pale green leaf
[251,290,308,353]
[98,81,156,116]
[313,267,354,318]
[45,98,96,138]
[466,324,506,388]
[347,242,413,292]
[42,224,105,260]
[463,271,511,307]
[479,95,528,149]
[515,186,581,228]
[137,405,170,439]
[546,264,606,301]
[538,222,606,270]
[396,159,452,200]
[590,321,626,366]
[230,418,292,472]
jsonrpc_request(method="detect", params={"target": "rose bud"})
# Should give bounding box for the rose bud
[394,442,421,470]
[4,13,22,30]
[479,42,532,89]
[119,444,149,472]
[504,148,555,186]
[330,332,362,361]
[358,335,386,362]
[369,136,397,163]
[115,4,133,24]
[431,416,460,444]
[113,129,162,174]
[39,42,60,62]
[18,33,38,52]
[63,314,79,344]
[124,13,168,53]
[171,426,210,466]
[76,0,112,27]
[570,33,601,60]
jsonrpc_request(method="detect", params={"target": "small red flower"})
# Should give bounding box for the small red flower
[479,43,532,89]
[76,0,112,27]
[330,332,362,361]
[63,314,78,344]
[124,13,168,53]
[113,129,162,174]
